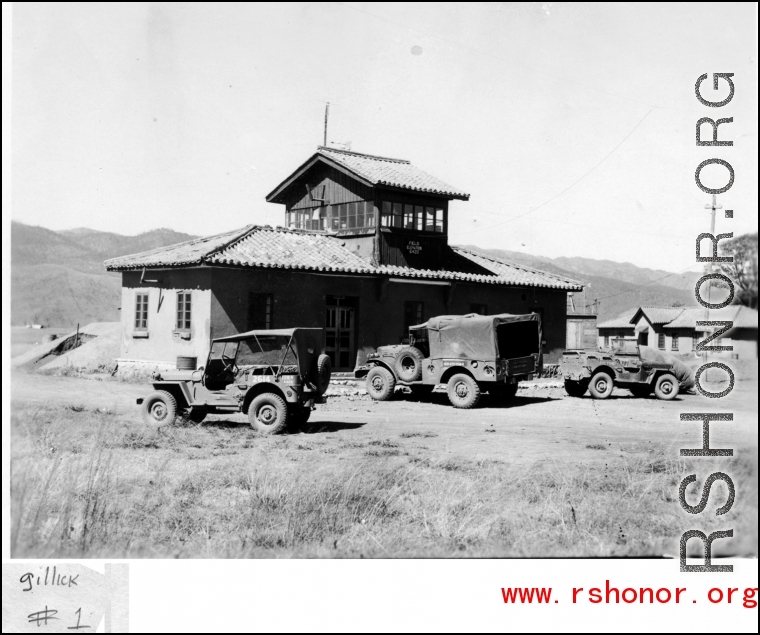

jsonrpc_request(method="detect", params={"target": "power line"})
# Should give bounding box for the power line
[451,108,654,237]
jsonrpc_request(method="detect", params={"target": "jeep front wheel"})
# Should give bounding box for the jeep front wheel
[447,373,481,409]
[142,391,178,427]
[654,374,679,401]
[248,392,289,434]
[366,366,396,401]
[589,372,614,399]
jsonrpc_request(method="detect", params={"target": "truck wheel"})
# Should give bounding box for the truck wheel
[589,372,614,399]
[447,373,481,409]
[654,374,679,401]
[394,346,424,382]
[142,391,178,427]
[316,354,332,395]
[248,392,289,434]
[629,385,653,398]
[366,366,395,401]
[564,379,588,397]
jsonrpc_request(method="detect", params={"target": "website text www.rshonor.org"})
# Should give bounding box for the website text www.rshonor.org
[500,584,758,607]
[680,71,740,573]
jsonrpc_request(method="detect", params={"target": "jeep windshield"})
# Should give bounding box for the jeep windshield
[610,338,638,355]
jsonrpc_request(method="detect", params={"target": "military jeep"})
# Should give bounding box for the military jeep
[358,313,542,409]
[137,328,332,434]
[559,338,682,400]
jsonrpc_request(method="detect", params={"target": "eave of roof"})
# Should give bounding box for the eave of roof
[105,225,583,290]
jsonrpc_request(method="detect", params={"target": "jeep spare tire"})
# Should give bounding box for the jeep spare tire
[394,346,424,382]
[316,354,332,395]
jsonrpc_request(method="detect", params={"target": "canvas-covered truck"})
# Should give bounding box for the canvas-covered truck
[358,313,542,409]
[138,328,332,434]
[559,338,689,400]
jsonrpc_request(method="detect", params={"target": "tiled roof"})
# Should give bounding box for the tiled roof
[664,305,758,330]
[597,309,639,329]
[267,147,470,201]
[633,306,687,325]
[103,226,252,270]
[209,227,376,273]
[450,247,583,290]
[104,225,582,290]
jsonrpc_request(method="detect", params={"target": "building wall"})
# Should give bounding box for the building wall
[285,163,373,211]
[117,267,569,368]
[597,327,635,348]
[633,315,662,347]
[667,328,757,359]
[566,316,598,350]
[209,268,569,367]
[119,269,213,364]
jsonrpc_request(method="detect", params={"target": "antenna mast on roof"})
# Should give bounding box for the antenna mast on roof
[324,102,329,146]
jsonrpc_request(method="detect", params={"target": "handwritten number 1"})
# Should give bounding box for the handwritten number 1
[67,608,90,630]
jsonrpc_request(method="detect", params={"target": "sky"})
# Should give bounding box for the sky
[10,2,758,272]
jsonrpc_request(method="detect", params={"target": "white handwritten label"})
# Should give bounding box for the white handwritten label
[2,563,129,633]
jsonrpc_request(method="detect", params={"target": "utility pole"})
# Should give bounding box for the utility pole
[703,193,722,362]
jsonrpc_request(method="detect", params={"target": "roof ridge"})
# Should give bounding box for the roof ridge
[452,246,585,286]
[317,145,410,164]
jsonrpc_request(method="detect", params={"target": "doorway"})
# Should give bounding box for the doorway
[325,296,357,370]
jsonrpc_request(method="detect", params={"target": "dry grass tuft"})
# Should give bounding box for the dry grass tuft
[10,403,758,558]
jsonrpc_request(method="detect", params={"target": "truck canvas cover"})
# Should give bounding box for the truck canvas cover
[410,313,541,360]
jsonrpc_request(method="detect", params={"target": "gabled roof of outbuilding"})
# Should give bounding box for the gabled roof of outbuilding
[266,146,470,202]
[597,309,639,329]
[630,306,687,325]
[104,225,583,290]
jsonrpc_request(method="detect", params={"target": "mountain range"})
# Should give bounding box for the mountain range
[11,222,196,327]
[11,220,697,327]
[457,245,700,320]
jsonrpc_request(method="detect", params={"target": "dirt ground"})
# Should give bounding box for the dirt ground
[11,370,758,465]
[10,368,758,558]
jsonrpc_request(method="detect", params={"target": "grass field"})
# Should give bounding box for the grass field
[11,386,757,558]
